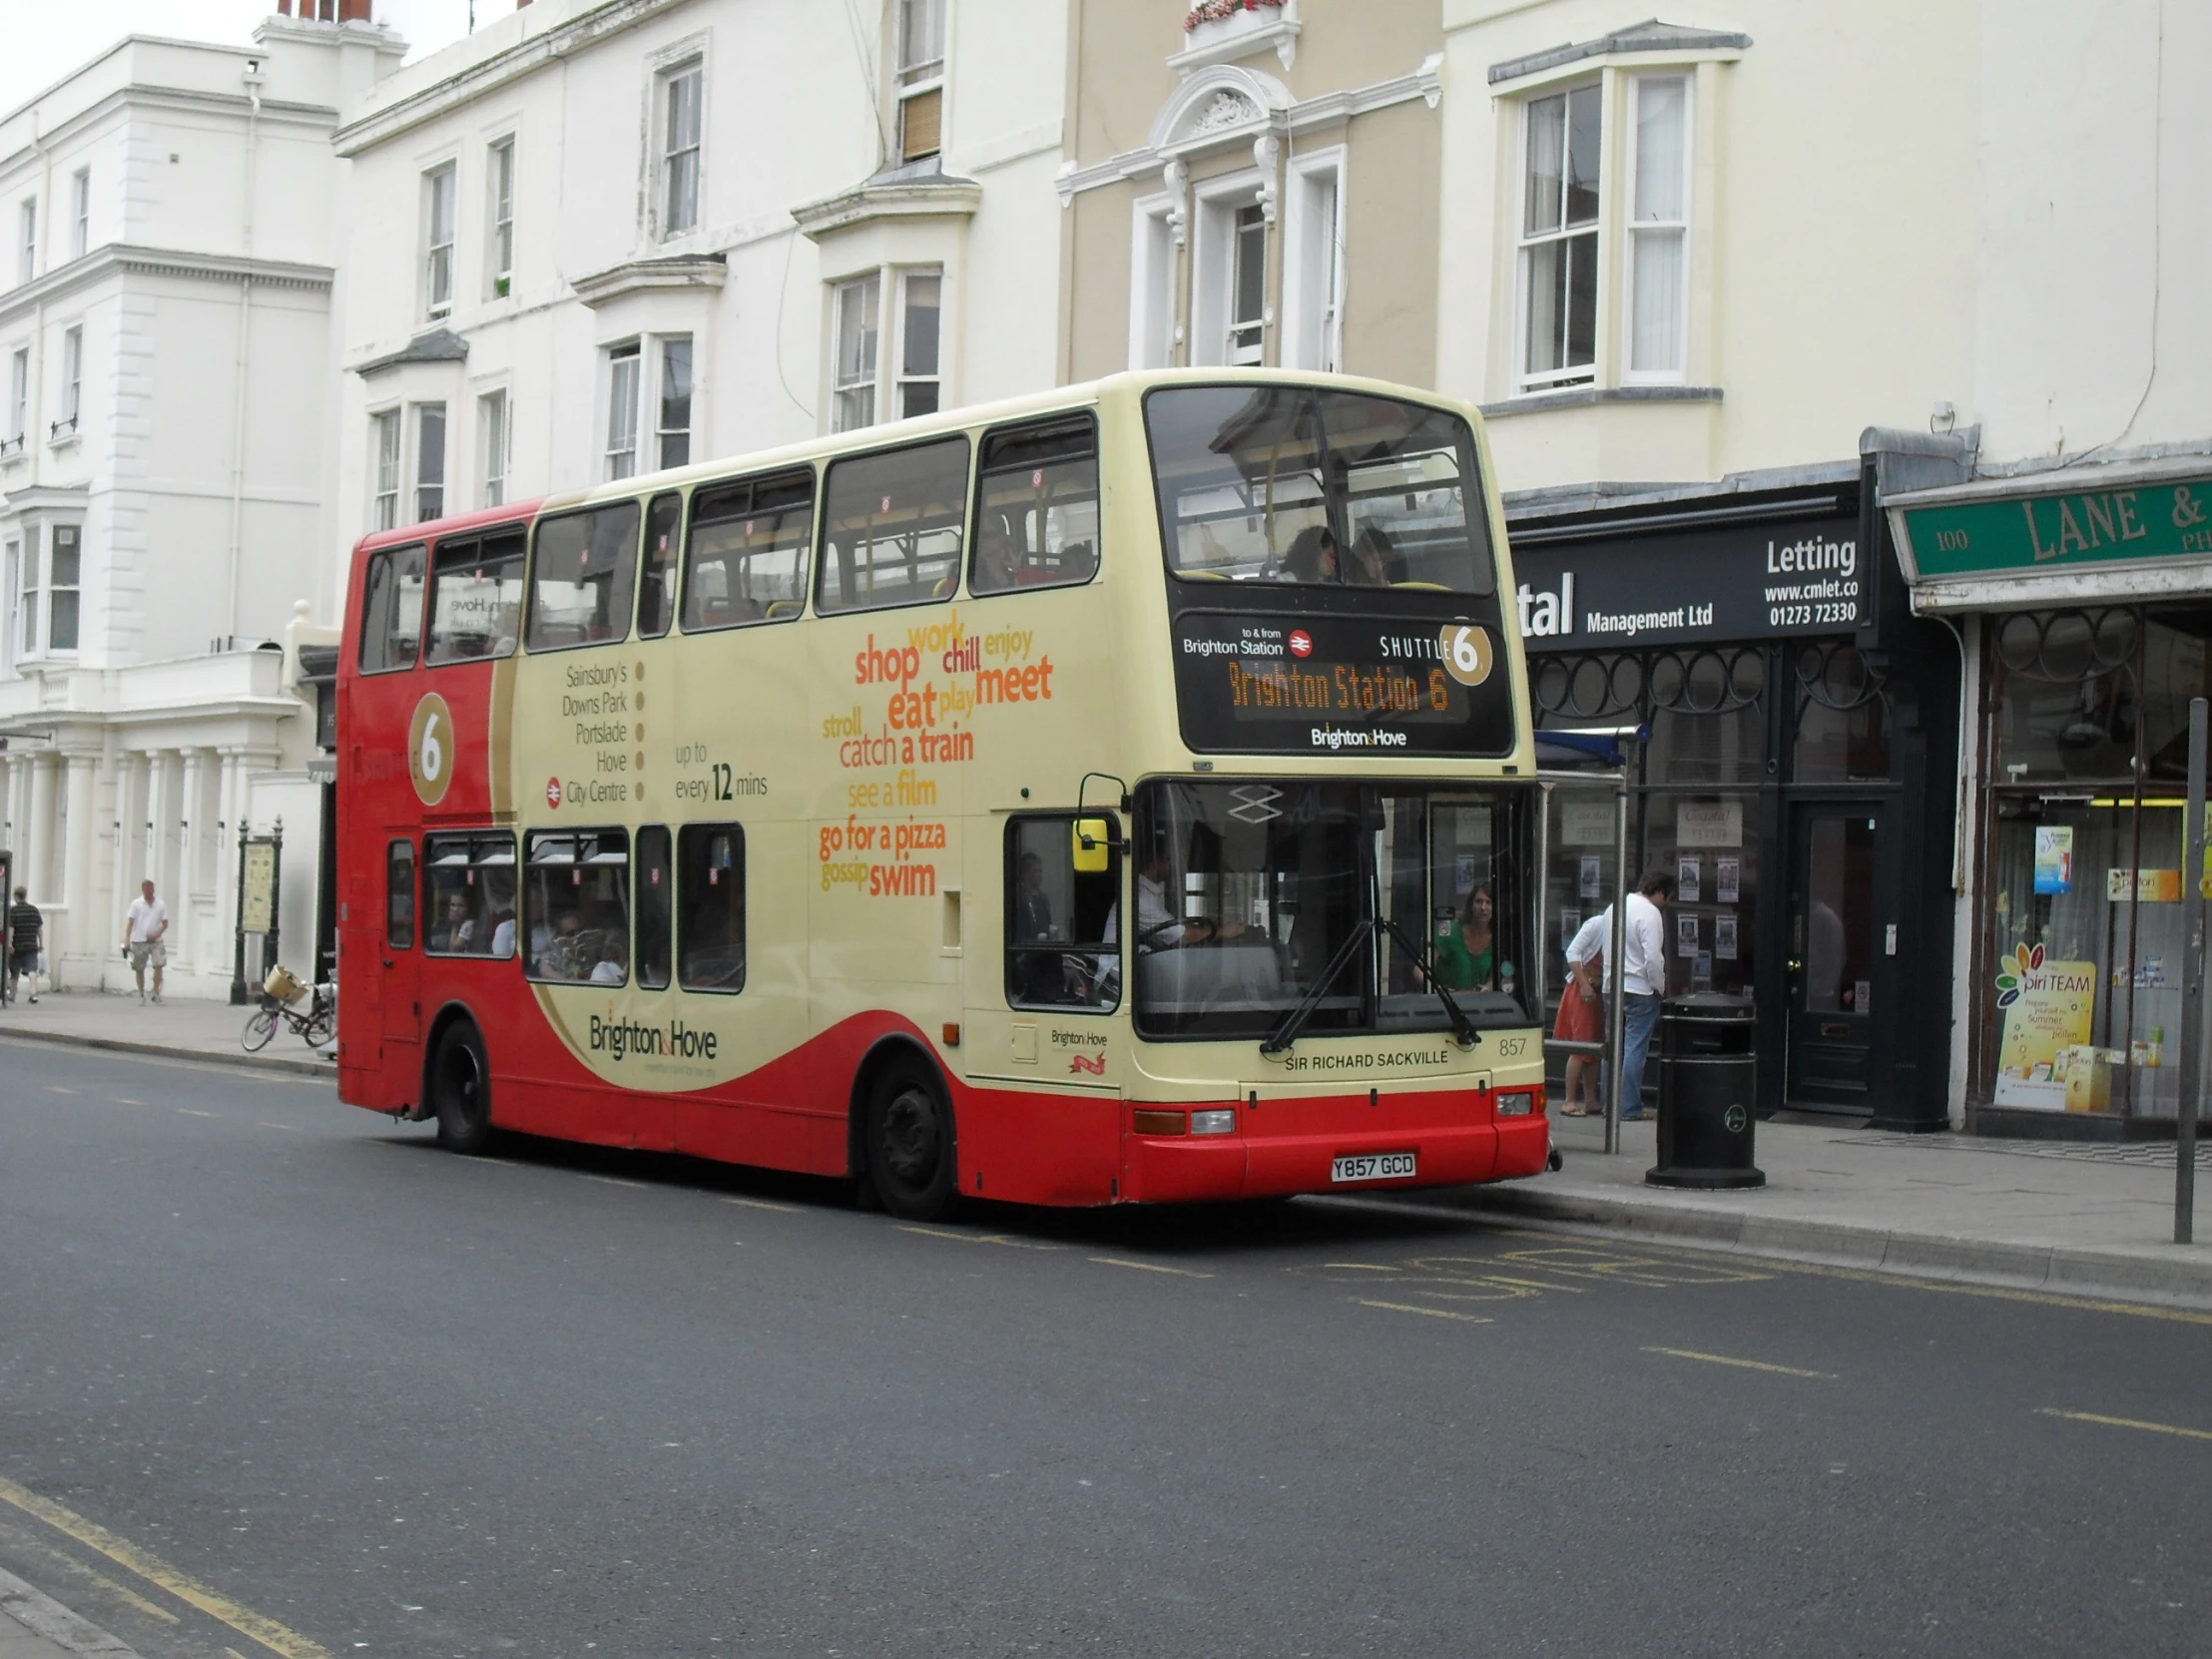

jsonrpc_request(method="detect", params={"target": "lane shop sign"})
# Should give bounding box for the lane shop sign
[1901,475,2212,578]
[1510,516,1864,651]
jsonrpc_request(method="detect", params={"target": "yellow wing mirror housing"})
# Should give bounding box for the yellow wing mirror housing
[1072,818,1118,875]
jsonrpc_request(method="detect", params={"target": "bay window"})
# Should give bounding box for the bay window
[479,389,508,508]
[371,409,400,531]
[1626,75,1690,379]
[1517,83,1599,390]
[658,337,693,469]
[413,403,446,522]
[606,343,641,479]
[830,275,879,432]
[830,267,943,432]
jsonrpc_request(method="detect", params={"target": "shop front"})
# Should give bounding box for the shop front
[1893,463,2212,1136]
[1514,475,1958,1127]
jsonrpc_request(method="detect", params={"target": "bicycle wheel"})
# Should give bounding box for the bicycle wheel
[302,1006,335,1048]
[242,1004,279,1052]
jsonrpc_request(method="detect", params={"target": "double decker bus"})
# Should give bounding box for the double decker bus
[336,369,1546,1219]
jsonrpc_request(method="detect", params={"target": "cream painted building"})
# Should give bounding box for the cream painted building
[0,8,402,998]
[324,0,1069,587]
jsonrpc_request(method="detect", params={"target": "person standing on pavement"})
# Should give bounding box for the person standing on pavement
[123,878,170,1005]
[1563,868,1675,1119]
[6,886,40,1004]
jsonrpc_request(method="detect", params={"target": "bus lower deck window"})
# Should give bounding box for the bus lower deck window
[678,824,746,992]
[524,830,632,983]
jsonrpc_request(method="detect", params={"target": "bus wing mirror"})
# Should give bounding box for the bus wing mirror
[1071,818,1122,875]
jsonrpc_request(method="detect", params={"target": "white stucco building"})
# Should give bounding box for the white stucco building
[326,0,1068,576]
[0,7,402,996]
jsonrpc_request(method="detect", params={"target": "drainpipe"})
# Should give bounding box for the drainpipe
[226,57,265,648]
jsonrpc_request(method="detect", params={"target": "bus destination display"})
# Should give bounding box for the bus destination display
[1172,611,1516,756]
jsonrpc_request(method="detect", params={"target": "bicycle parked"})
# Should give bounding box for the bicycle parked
[243,965,335,1052]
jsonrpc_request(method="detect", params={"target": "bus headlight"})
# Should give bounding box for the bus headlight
[1495,1088,1543,1118]
[1190,1108,1238,1136]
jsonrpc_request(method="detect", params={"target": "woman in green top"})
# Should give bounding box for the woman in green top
[1433,884,1495,991]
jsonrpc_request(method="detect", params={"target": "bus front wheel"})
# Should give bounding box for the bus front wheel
[430,1021,494,1155]
[866,1058,956,1221]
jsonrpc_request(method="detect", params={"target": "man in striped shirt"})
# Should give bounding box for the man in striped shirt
[6,886,40,1005]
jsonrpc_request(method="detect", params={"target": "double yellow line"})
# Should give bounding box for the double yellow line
[0,1474,330,1658]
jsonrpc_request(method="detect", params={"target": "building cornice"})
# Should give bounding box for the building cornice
[1054,55,1442,206]
[2,85,338,176]
[0,244,333,322]
[571,253,728,307]
[793,170,983,241]
[332,0,692,158]
[0,483,91,516]
[1486,20,1750,94]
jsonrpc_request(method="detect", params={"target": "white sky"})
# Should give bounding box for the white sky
[2,1,480,119]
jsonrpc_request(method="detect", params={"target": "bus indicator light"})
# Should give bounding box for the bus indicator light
[1289,629,1314,658]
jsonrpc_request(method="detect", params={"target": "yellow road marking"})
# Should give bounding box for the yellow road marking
[2037,1407,2212,1443]
[0,1473,332,1658]
[1353,1299,1492,1325]
[723,1196,798,1213]
[894,1225,1060,1250]
[178,1109,218,1119]
[1090,1257,1215,1279]
[1645,1346,1835,1380]
[78,1564,181,1624]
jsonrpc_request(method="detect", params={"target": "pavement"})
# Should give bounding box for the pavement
[4,989,2209,1309]
[0,1571,133,1658]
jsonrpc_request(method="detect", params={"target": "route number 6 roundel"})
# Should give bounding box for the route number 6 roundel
[408,692,456,806]
[1438,623,1494,688]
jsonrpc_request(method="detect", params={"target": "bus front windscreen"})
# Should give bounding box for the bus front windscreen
[1126,780,1530,1042]
[1145,385,1495,594]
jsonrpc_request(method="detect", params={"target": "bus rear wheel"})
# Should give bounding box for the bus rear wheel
[430,1021,494,1155]
[866,1057,957,1221]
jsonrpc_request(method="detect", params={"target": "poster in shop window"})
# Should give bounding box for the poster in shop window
[2032,827,2074,895]
[1715,914,1739,960]
[1716,857,1740,903]
[1990,943,2096,1109]
[1677,856,1701,902]
[1677,913,1700,957]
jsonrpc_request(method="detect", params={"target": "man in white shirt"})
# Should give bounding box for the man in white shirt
[1098,846,1244,995]
[1564,868,1675,1119]
[122,878,170,1005]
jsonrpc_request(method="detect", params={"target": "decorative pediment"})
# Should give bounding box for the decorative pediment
[1149,64,1290,155]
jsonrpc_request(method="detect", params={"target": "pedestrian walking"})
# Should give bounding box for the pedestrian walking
[123,878,170,1005]
[1564,868,1676,1119]
[6,886,40,1005]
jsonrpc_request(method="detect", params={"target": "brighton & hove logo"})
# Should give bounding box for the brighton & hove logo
[545,777,563,810]
[1289,628,1314,658]
[407,692,455,807]
[1068,1052,1106,1076]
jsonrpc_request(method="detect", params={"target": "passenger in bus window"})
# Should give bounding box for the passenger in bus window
[1347,526,1403,587]
[1282,526,1339,584]
[430,890,477,954]
[486,891,516,959]
[589,938,627,985]
[536,909,583,977]
[973,512,1019,594]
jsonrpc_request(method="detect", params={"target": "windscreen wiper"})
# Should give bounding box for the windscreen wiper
[1260,916,1373,1057]
[1374,912,1482,1049]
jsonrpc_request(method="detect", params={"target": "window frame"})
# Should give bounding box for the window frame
[16,199,33,286]
[385,837,417,951]
[893,269,942,421]
[422,526,526,666]
[523,498,643,654]
[967,411,1102,597]
[605,342,641,480]
[70,169,89,261]
[370,408,401,531]
[1513,79,1602,393]
[638,490,683,640]
[486,136,515,298]
[44,522,80,654]
[676,822,748,994]
[1003,814,1122,1013]
[830,274,880,434]
[1281,146,1346,374]
[6,345,27,446]
[478,388,508,508]
[522,828,632,986]
[419,830,518,959]
[423,161,457,320]
[814,432,972,616]
[657,335,693,471]
[356,540,427,674]
[56,324,83,437]
[679,465,817,633]
[635,824,673,990]
[894,0,947,165]
[660,62,704,239]
[1621,72,1692,385]
[412,401,447,522]
[14,525,37,658]
[1188,171,1266,369]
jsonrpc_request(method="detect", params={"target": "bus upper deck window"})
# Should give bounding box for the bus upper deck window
[525,500,642,652]
[1143,385,1494,596]
[639,493,683,640]
[817,434,968,615]
[424,529,525,664]
[971,414,1099,595]
[682,469,814,631]
[358,543,426,673]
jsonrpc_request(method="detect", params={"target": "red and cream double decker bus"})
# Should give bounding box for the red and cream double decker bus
[336,369,1546,1218]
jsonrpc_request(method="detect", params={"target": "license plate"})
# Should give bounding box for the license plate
[1332,1151,1416,1183]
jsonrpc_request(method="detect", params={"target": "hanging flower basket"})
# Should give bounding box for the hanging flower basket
[1183,0,1286,35]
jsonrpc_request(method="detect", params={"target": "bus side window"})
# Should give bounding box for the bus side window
[681,469,813,632]
[677,824,745,993]
[817,435,968,614]
[420,831,516,956]
[1004,817,1120,1010]
[424,529,526,664]
[636,825,672,989]
[386,838,416,950]
[639,493,682,640]
[971,415,1099,596]
[523,829,632,984]
[525,500,642,652]
[359,543,427,673]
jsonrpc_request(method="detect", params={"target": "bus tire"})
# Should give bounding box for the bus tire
[865,1056,957,1221]
[430,1020,494,1155]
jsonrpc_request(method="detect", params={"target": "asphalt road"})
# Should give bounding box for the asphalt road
[4,1036,2211,1659]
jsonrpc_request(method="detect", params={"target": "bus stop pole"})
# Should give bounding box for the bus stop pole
[1605,783,1629,1155]
[2176,698,2206,1245]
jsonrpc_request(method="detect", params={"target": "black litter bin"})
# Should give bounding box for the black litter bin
[1646,992,1763,1189]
